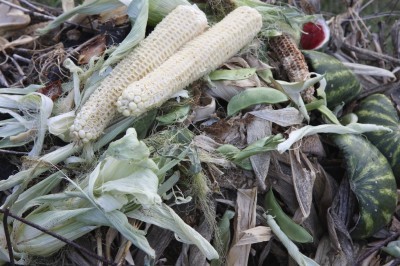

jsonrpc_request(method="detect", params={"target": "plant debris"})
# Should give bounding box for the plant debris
[0,0,400,265]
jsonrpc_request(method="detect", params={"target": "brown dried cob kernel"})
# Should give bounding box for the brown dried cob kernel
[268,34,314,103]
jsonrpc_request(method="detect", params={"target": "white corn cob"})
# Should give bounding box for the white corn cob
[116,6,262,117]
[70,5,208,143]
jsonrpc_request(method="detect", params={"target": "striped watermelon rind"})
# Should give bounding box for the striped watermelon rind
[355,94,400,183]
[332,134,397,239]
[302,50,362,109]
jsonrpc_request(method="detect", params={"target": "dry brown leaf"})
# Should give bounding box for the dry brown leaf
[300,134,326,158]
[389,216,400,232]
[203,116,246,146]
[37,80,63,101]
[227,188,257,266]
[99,5,129,26]
[235,226,272,246]
[249,107,304,127]
[77,35,107,65]
[133,226,174,265]
[244,54,272,71]
[225,56,252,68]
[313,163,337,225]
[289,148,316,218]
[0,0,30,33]
[207,81,244,101]
[229,78,260,87]
[268,155,298,212]
[360,250,380,266]
[246,115,272,191]
[326,179,356,265]
[62,0,75,12]
[193,135,235,170]
[0,35,37,51]
[191,94,216,123]
[314,235,350,266]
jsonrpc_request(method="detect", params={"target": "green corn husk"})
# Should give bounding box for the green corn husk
[6,128,218,262]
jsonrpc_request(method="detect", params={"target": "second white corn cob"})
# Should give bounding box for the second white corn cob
[70,5,208,143]
[116,6,262,117]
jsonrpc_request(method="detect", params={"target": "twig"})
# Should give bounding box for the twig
[13,54,31,64]
[19,0,47,13]
[0,208,117,266]
[1,0,100,33]
[96,228,103,266]
[342,41,400,65]
[359,80,400,99]
[356,232,400,265]
[0,149,29,155]
[9,56,25,77]
[2,208,15,266]
[0,0,55,20]
[390,257,400,266]
[0,70,9,87]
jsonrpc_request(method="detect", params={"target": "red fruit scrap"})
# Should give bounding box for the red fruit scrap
[300,18,330,50]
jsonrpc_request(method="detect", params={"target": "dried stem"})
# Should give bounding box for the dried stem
[356,232,400,265]
[0,208,116,266]
[342,41,400,65]
[2,208,15,266]
[0,149,28,155]
[0,0,55,20]
[96,228,103,266]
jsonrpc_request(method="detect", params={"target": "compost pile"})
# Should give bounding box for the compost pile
[0,0,399,265]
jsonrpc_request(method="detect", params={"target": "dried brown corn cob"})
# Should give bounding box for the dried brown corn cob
[269,34,314,103]
[117,6,262,117]
[70,5,208,143]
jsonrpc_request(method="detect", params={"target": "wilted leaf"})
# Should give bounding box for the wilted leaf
[246,116,272,190]
[277,123,392,153]
[47,111,75,142]
[126,203,219,260]
[0,1,30,32]
[207,81,244,101]
[289,149,316,219]
[342,62,396,79]
[382,240,400,258]
[314,236,350,266]
[0,36,37,51]
[77,35,107,65]
[272,74,325,121]
[191,94,216,123]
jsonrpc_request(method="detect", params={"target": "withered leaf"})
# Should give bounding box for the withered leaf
[227,188,258,266]
[289,148,316,218]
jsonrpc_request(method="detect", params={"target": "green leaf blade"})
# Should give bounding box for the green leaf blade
[227,87,288,116]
